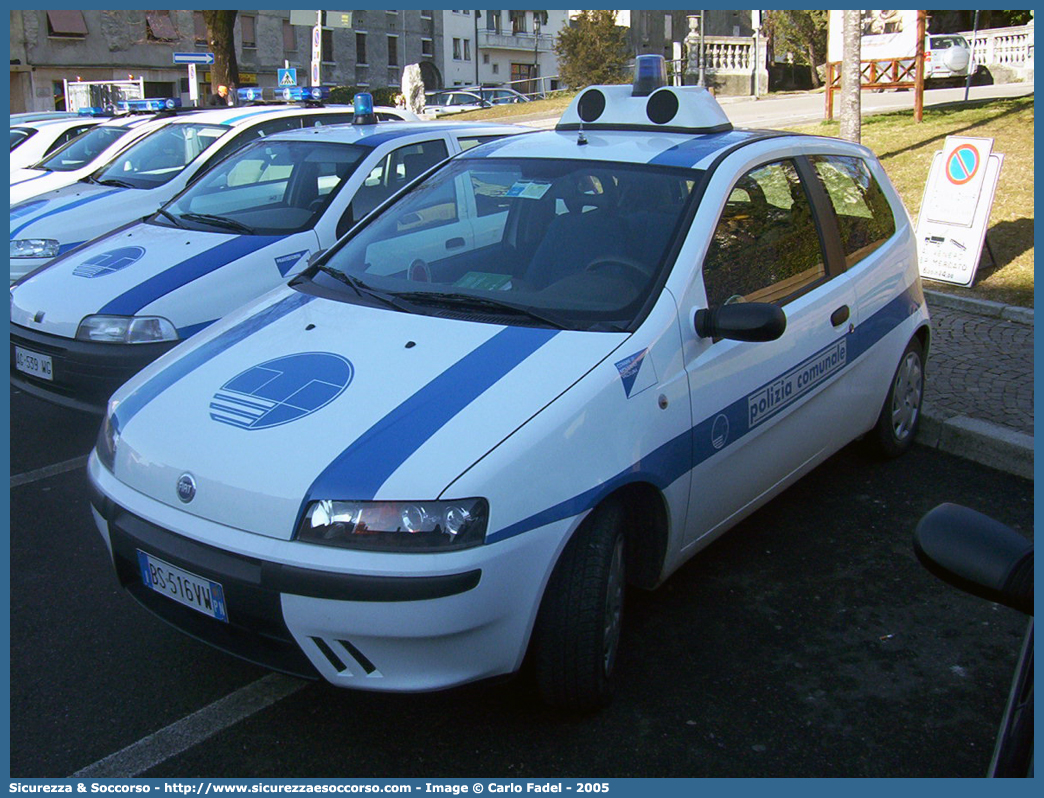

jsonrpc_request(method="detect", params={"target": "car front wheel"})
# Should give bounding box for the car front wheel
[532,500,626,712]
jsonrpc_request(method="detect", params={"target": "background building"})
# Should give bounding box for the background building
[9,9,444,112]
[439,10,568,95]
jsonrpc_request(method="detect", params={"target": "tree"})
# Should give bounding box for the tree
[839,9,861,143]
[763,10,828,87]
[202,10,239,96]
[554,11,630,90]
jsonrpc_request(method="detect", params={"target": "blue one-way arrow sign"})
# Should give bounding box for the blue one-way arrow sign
[173,52,215,65]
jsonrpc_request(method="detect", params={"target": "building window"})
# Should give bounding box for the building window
[421,38,433,58]
[452,38,462,60]
[487,11,502,33]
[463,39,471,61]
[322,29,334,63]
[492,63,499,74]
[421,10,433,20]
[194,12,207,45]
[283,19,296,52]
[145,10,178,42]
[483,53,490,64]
[46,10,88,38]
[388,35,399,67]
[510,11,527,34]
[241,15,256,49]
[356,32,367,65]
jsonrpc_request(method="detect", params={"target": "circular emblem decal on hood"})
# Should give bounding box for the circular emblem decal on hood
[72,246,146,279]
[210,352,354,430]
[176,473,197,503]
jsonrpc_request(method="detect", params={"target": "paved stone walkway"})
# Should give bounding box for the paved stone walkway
[924,305,1034,436]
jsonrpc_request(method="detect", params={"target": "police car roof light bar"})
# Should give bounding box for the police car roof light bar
[115,98,182,114]
[633,54,668,97]
[352,92,378,125]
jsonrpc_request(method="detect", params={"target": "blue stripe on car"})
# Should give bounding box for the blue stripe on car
[99,235,283,315]
[487,285,925,543]
[646,130,760,168]
[10,188,121,240]
[112,291,315,431]
[300,326,560,512]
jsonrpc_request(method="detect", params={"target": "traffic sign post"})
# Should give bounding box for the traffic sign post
[278,68,298,87]
[916,136,1004,287]
[187,63,198,105]
[173,52,215,65]
[312,14,322,87]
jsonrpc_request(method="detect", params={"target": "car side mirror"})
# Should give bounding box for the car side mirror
[914,503,1033,616]
[694,302,786,342]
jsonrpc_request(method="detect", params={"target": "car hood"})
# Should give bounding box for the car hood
[105,288,627,540]
[10,222,286,339]
[10,182,160,253]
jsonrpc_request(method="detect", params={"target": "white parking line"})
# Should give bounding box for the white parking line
[10,455,90,488]
[71,674,308,777]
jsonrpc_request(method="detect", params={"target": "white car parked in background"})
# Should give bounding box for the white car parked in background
[10,116,102,171]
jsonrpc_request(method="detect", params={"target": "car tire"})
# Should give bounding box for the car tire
[867,337,924,458]
[532,500,626,712]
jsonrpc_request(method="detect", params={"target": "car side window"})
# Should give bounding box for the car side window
[809,155,896,268]
[457,134,503,152]
[341,139,450,234]
[702,159,827,308]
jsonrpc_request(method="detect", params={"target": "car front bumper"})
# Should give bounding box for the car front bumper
[11,323,178,414]
[88,453,566,692]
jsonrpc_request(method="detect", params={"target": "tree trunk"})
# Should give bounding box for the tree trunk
[807,43,821,87]
[839,9,861,143]
[203,10,239,95]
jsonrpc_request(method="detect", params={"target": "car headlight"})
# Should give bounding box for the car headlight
[96,410,120,473]
[76,315,178,344]
[10,239,60,259]
[297,498,489,551]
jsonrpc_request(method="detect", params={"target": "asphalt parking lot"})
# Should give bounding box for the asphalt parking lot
[9,385,1032,778]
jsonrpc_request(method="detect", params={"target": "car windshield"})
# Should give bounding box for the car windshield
[33,125,130,171]
[311,157,700,331]
[157,139,366,236]
[10,128,34,151]
[93,122,229,189]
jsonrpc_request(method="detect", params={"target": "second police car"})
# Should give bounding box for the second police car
[11,105,529,412]
[9,90,416,283]
[86,58,930,711]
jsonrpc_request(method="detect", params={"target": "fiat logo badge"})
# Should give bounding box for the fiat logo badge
[176,473,197,503]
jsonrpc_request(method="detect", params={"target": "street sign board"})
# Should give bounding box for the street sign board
[278,68,298,87]
[173,52,215,65]
[916,136,1003,287]
[325,11,353,29]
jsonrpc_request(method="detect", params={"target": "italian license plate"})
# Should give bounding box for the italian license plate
[137,550,228,622]
[14,346,53,381]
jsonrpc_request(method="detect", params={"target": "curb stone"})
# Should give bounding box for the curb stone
[919,406,1034,481]
[924,288,1034,325]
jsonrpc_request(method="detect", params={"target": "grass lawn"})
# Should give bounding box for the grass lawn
[467,93,1035,308]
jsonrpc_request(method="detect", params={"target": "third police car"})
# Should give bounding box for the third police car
[11,108,528,412]
[86,58,930,711]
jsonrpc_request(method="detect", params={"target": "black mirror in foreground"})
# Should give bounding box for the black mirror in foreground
[913,502,1034,777]
[694,302,786,342]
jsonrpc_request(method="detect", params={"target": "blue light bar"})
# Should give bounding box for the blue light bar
[632,54,668,97]
[352,92,377,125]
[284,86,330,102]
[116,98,181,113]
[238,87,268,103]
[77,107,108,116]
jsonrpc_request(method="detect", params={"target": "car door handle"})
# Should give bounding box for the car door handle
[830,305,850,327]
[445,237,465,250]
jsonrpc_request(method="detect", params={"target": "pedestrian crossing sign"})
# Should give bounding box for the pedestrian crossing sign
[278,68,298,88]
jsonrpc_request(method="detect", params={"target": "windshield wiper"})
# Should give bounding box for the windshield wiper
[179,212,256,235]
[314,265,414,312]
[94,177,136,188]
[154,209,186,228]
[392,291,567,329]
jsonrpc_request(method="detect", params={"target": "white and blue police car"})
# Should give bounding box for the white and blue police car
[11,111,528,413]
[10,102,189,204]
[9,90,415,282]
[86,58,930,711]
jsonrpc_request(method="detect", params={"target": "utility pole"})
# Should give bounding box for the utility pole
[964,9,979,101]
[914,9,926,122]
[698,10,706,87]
[839,9,861,143]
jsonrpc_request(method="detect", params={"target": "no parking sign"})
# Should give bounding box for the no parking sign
[916,136,1003,287]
